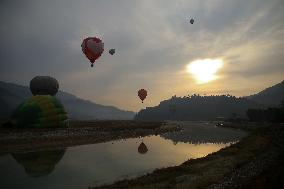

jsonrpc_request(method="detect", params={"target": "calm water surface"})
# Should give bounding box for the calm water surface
[0,122,247,189]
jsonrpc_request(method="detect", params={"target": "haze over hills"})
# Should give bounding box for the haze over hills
[0,81,135,120]
[135,80,284,121]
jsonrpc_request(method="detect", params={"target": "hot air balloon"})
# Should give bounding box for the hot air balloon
[30,76,59,96]
[190,18,194,24]
[138,142,148,154]
[109,49,115,55]
[81,37,104,67]
[11,95,68,128]
[138,89,147,103]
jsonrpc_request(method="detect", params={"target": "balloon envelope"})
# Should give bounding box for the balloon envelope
[109,49,115,55]
[190,18,194,24]
[138,89,147,103]
[30,76,59,96]
[81,37,104,66]
[11,95,68,128]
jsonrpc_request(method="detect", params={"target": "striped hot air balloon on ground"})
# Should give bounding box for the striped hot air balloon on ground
[11,95,68,128]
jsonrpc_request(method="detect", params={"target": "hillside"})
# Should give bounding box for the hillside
[247,80,284,106]
[135,80,284,121]
[0,81,135,120]
[135,95,260,121]
[2,80,283,122]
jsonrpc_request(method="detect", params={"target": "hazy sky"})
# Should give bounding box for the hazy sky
[1,0,283,112]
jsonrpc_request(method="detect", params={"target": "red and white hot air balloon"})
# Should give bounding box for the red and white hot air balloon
[81,37,104,67]
[138,89,147,103]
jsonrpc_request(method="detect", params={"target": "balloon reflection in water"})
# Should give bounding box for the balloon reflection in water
[138,142,148,154]
[12,149,66,177]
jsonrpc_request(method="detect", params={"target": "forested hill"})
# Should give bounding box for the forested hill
[246,80,284,106]
[0,81,135,120]
[135,80,284,121]
[135,95,260,121]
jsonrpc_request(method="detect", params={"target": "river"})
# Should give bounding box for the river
[0,121,247,189]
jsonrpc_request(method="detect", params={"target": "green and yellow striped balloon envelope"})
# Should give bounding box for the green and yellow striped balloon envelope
[12,95,68,128]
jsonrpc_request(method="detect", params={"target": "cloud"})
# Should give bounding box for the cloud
[0,0,284,111]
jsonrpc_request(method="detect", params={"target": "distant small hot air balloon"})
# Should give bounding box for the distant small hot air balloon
[138,142,148,154]
[190,18,194,24]
[81,37,104,67]
[138,89,147,103]
[109,49,115,55]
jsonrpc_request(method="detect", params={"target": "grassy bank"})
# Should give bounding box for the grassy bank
[0,120,180,154]
[93,124,284,189]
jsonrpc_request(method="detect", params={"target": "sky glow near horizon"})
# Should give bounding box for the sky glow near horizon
[0,0,283,112]
[186,59,224,84]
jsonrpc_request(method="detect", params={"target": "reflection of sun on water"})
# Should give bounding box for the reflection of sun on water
[186,59,223,84]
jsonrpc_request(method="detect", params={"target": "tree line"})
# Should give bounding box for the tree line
[135,94,260,121]
[246,101,284,122]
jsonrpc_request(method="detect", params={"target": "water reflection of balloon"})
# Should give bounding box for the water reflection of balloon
[81,37,104,67]
[12,149,66,177]
[138,142,148,154]
[138,89,147,103]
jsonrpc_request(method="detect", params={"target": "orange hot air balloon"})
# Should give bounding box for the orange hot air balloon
[81,37,104,67]
[138,142,148,154]
[138,89,147,103]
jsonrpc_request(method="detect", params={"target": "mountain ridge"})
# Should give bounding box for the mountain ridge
[0,81,135,120]
[246,80,284,106]
[135,80,284,121]
[1,79,283,121]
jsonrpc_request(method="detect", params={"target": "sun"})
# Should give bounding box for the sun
[186,59,223,84]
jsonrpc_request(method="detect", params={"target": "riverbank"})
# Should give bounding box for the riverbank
[0,120,180,154]
[94,123,284,189]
